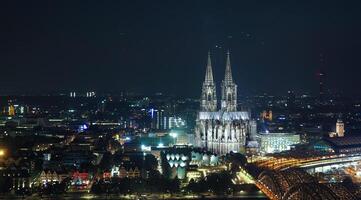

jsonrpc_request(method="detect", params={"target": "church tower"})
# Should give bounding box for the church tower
[221,51,237,111]
[195,50,251,155]
[200,52,217,111]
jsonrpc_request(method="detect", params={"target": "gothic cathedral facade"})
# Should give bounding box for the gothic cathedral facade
[195,51,254,155]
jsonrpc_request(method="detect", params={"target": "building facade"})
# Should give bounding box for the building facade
[195,52,254,155]
[110,166,141,179]
[39,170,68,185]
[258,132,300,154]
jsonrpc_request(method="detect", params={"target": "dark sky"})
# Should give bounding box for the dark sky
[1,1,361,97]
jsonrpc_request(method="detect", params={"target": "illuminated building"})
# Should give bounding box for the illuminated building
[336,119,345,137]
[15,105,25,114]
[329,118,345,138]
[71,171,90,186]
[312,140,335,153]
[39,170,68,185]
[246,141,260,156]
[8,105,15,116]
[249,120,258,140]
[149,109,186,131]
[43,153,51,161]
[258,132,300,154]
[195,51,254,155]
[186,170,202,181]
[169,129,190,145]
[86,91,96,97]
[261,110,272,121]
[168,117,186,129]
[163,148,219,179]
[0,169,31,189]
[110,166,141,178]
[150,109,168,130]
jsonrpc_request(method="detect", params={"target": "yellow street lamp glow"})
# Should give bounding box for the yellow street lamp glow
[0,149,5,157]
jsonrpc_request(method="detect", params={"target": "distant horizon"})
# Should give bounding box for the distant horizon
[1,89,361,99]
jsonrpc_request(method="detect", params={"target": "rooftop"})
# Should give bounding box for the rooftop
[324,136,361,147]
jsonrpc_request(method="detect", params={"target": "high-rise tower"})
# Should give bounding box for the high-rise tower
[200,52,217,111]
[221,51,237,111]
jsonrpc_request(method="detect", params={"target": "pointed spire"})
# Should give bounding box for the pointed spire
[204,51,214,84]
[224,50,233,83]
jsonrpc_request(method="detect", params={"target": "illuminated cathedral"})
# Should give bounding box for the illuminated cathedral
[195,51,255,155]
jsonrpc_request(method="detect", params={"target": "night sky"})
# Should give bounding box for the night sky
[1,1,361,97]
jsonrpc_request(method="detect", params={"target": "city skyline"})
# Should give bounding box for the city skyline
[2,1,361,199]
[1,1,361,97]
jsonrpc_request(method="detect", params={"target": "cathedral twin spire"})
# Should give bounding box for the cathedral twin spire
[221,50,237,112]
[224,51,233,84]
[201,51,237,112]
[204,52,214,84]
[201,52,217,112]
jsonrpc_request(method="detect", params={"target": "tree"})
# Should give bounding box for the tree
[204,171,233,195]
[160,152,172,178]
[144,154,158,171]
[169,177,180,194]
[186,179,196,193]
[186,172,236,196]
[227,152,247,166]
[99,152,113,171]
